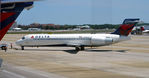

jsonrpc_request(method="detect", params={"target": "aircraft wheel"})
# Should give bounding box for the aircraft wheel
[21,46,24,50]
[75,47,80,51]
[80,46,85,50]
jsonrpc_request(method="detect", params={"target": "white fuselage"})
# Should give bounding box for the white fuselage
[16,34,130,47]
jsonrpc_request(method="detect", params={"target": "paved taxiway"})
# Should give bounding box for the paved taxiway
[0,34,149,78]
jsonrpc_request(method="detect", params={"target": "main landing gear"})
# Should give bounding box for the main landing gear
[21,46,24,50]
[81,46,85,50]
[75,46,85,51]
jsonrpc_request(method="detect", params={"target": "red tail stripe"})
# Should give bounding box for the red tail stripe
[0,12,15,22]
[119,24,134,36]
[0,21,15,41]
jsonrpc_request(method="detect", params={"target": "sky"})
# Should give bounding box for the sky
[16,0,149,25]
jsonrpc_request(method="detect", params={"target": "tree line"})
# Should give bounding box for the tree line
[18,23,149,30]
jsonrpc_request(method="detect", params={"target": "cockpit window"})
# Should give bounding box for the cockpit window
[22,37,25,40]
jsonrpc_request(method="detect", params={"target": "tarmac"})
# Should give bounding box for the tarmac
[0,34,149,78]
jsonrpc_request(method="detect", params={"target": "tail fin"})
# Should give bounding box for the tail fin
[112,19,140,36]
[0,2,33,41]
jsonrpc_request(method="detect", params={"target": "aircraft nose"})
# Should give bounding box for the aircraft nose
[16,39,24,46]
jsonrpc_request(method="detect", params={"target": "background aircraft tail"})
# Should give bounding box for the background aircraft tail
[112,19,140,36]
[0,2,33,41]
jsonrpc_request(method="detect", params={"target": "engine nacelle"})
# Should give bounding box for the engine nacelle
[91,37,113,46]
[105,37,113,44]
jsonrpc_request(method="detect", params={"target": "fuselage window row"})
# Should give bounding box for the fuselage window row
[32,36,90,40]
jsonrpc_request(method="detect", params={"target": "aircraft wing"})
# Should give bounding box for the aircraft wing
[1,0,39,4]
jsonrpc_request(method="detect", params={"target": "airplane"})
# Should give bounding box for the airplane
[16,19,140,51]
[143,30,149,33]
[142,26,149,33]
[12,28,22,31]
[0,0,37,50]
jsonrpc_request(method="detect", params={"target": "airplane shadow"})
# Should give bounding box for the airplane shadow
[63,49,128,54]
[85,49,128,53]
[16,48,79,54]
[16,48,128,54]
[63,50,79,54]
[18,48,64,52]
